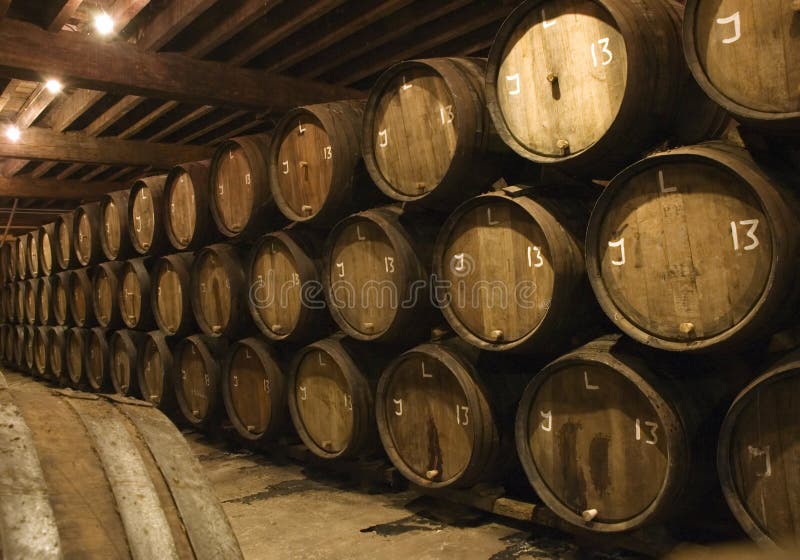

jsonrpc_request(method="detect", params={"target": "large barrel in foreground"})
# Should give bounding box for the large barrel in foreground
[586,143,800,352]
[718,352,800,549]
[0,371,242,559]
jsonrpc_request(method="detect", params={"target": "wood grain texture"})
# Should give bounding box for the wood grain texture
[152,252,196,337]
[137,331,177,414]
[92,262,124,329]
[73,202,103,267]
[128,175,169,256]
[24,278,38,325]
[109,330,145,397]
[52,271,71,327]
[37,223,55,277]
[86,327,110,392]
[54,213,76,271]
[191,243,252,339]
[119,258,156,331]
[25,229,39,278]
[164,161,214,251]
[36,276,52,326]
[100,190,135,261]
[65,327,89,388]
[48,326,67,385]
[174,335,228,430]
[68,268,96,328]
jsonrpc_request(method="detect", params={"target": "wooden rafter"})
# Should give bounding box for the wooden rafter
[0,175,121,199]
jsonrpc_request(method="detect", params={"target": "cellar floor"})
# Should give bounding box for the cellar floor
[188,433,641,560]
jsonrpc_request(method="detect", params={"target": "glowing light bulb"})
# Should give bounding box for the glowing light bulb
[45,79,62,94]
[94,12,114,36]
[6,126,21,142]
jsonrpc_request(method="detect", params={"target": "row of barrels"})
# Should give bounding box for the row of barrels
[3,325,797,548]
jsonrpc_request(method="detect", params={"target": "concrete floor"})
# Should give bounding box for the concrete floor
[188,434,642,560]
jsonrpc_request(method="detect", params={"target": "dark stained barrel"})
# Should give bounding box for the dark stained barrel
[247,229,329,343]
[515,335,739,533]
[433,189,599,353]
[38,223,56,276]
[152,253,196,337]
[24,278,38,325]
[128,175,169,256]
[119,258,156,331]
[174,335,229,430]
[0,369,243,560]
[36,276,53,326]
[16,234,27,280]
[376,341,504,488]
[363,58,508,207]
[66,327,90,389]
[137,331,177,414]
[190,244,253,339]
[23,325,35,372]
[109,330,145,397]
[33,326,50,378]
[324,206,439,344]
[73,202,103,267]
[288,335,388,459]
[270,100,379,225]
[100,190,135,261]
[1,240,13,283]
[52,271,71,327]
[48,326,68,386]
[26,229,40,278]
[69,268,97,328]
[486,0,727,176]
[586,143,800,353]
[718,351,800,549]
[86,327,111,393]
[14,281,25,327]
[209,134,283,240]
[12,325,26,370]
[683,0,800,131]
[54,213,76,271]
[91,261,124,329]
[221,337,288,443]
[3,283,14,325]
[164,161,216,251]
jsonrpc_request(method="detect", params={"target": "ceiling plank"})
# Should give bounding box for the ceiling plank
[138,0,217,51]
[0,175,122,199]
[109,0,152,29]
[0,126,212,167]
[46,0,83,32]
[185,0,282,59]
[0,19,361,110]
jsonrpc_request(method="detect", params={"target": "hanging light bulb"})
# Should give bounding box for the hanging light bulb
[45,79,63,94]
[94,12,114,36]
[5,126,21,142]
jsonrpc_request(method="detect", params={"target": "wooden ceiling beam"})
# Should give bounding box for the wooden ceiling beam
[45,0,83,32]
[137,0,217,51]
[185,0,282,59]
[0,175,121,199]
[108,0,152,29]
[0,126,212,168]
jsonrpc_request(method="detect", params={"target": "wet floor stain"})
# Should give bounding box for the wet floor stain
[360,513,446,537]
[224,478,343,505]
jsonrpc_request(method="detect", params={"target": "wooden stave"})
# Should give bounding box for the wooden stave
[485,0,726,176]
[52,271,72,327]
[16,234,28,280]
[68,268,98,328]
[37,223,56,277]
[99,189,135,261]
[287,335,384,460]
[221,336,289,442]
[72,202,103,267]
[362,57,507,207]
[85,327,111,393]
[190,243,253,339]
[91,261,125,329]
[66,327,90,389]
[682,0,800,131]
[209,134,285,240]
[36,276,54,326]
[48,326,68,386]
[269,100,380,225]
[24,278,39,326]
[109,329,146,398]
[23,325,35,373]
[247,229,331,343]
[128,175,170,256]
[136,330,178,414]
[33,326,51,378]
[25,229,40,278]
[151,252,197,337]
[11,325,24,371]
[585,143,800,353]
[323,205,439,345]
[163,160,216,251]
[3,240,17,283]
[432,189,600,353]
[5,283,15,325]
[173,335,229,430]
[119,257,157,331]
[54,213,76,271]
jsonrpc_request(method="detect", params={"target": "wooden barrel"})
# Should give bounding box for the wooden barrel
[128,175,169,256]
[0,369,243,559]
[221,337,288,443]
[209,134,283,239]
[23,325,35,372]
[190,243,253,339]
[363,58,508,207]
[24,278,38,325]
[119,257,156,331]
[324,206,439,344]
[73,202,103,267]
[92,261,124,329]
[33,326,50,378]
[152,253,196,337]
[433,189,598,353]
[100,189,135,261]
[85,327,111,392]
[247,229,329,343]
[2,283,13,325]
[54,213,76,271]
[69,268,96,328]
[270,100,378,225]
[3,240,16,283]
[38,223,56,276]
[109,330,145,397]
[66,327,89,389]
[485,0,727,176]
[12,325,26,370]
[14,281,25,327]
[36,276,53,326]
[515,335,730,532]
[164,161,216,251]
[683,0,800,131]
[15,234,27,280]
[2,324,14,364]
[376,341,503,488]
[48,326,68,386]
[137,331,177,413]
[26,229,40,278]
[586,143,800,353]
[288,335,386,459]
[718,351,800,549]
[174,335,228,430]
[52,271,71,326]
